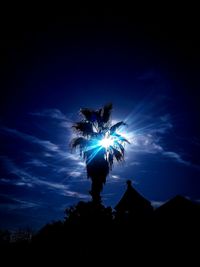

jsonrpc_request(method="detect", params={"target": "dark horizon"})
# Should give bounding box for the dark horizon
[0,10,200,230]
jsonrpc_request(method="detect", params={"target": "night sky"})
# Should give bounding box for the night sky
[0,10,200,230]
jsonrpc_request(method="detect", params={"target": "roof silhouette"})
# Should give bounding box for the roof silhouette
[115,180,153,214]
[155,195,200,216]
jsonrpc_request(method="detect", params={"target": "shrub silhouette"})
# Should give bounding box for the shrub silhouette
[1,180,200,263]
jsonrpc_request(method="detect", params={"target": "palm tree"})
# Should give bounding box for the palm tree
[71,103,130,203]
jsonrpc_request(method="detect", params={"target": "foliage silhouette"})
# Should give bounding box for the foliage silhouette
[1,180,200,264]
[71,103,129,203]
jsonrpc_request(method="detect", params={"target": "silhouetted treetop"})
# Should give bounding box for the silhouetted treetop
[71,103,130,203]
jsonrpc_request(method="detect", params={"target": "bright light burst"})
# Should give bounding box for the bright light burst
[71,103,131,202]
[99,137,114,148]
[72,104,131,167]
[85,131,129,164]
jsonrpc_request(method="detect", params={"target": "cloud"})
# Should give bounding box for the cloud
[15,182,33,187]
[107,174,123,184]
[120,110,199,170]
[0,194,21,204]
[60,121,72,129]
[56,167,70,173]
[66,153,81,161]
[0,156,88,201]
[43,152,53,158]
[1,127,59,152]
[162,151,200,170]
[21,178,88,199]
[151,200,165,208]
[129,161,141,166]
[130,134,163,154]
[30,109,67,120]
[30,109,72,129]
[26,159,47,167]
[149,120,173,134]
[68,171,82,178]
[77,161,85,167]
[162,151,187,164]
[111,175,120,179]
[0,194,39,210]
[127,131,200,170]
[61,190,89,199]
[133,117,173,135]
[160,114,171,122]
[156,114,173,134]
[0,124,88,203]
[124,112,173,149]
[0,126,80,162]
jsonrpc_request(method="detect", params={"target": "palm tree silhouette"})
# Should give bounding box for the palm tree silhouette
[71,103,130,203]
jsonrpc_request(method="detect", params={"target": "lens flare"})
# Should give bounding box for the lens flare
[100,137,114,148]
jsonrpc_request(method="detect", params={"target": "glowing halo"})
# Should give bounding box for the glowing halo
[99,137,114,149]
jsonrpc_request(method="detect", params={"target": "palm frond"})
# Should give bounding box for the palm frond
[108,153,113,169]
[101,103,113,123]
[80,108,102,124]
[73,122,94,136]
[115,141,125,157]
[110,121,126,133]
[71,137,88,148]
[94,111,102,126]
[71,137,88,156]
[113,133,130,143]
[111,146,124,161]
[79,108,94,122]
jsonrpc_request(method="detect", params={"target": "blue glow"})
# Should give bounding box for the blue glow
[86,145,103,164]
[100,137,114,148]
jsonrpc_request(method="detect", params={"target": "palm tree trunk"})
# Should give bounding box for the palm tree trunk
[90,178,104,204]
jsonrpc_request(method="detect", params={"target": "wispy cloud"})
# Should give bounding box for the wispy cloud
[162,151,186,164]
[15,181,33,187]
[60,190,89,199]
[130,116,173,135]
[127,130,200,170]
[151,200,165,208]
[25,159,47,167]
[162,151,200,170]
[0,156,88,200]
[18,177,88,199]
[1,127,59,152]
[0,194,39,210]
[0,126,80,162]
[30,109,72,129]
[149,115,173,134]
[60,121,72,129]
[30,109,67,120]
[111,175,120,179]
[119,110,200,169]
[0,123,88,203]
[13,174,88,199]
[129,161,141,166]
[130,133,163,154]
[68,171,82,178]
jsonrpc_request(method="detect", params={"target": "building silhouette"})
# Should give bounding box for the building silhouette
[115,180,153,222]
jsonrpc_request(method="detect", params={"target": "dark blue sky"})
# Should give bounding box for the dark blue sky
[0,11,200,230]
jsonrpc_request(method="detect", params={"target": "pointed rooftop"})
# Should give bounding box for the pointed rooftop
[115,180,153,215]
[155,195,200,217]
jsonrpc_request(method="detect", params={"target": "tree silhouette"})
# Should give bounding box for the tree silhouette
[71,103,130,203]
